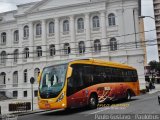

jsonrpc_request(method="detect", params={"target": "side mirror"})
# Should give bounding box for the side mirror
[67,66,73,78]
[37,71,42,84]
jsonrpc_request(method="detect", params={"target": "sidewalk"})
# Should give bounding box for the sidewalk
[0,98,38,115]
[148,83,160,94]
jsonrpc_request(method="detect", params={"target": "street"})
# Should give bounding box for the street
[18,92,160,120]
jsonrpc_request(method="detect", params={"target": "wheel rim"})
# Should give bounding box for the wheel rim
[90,97,96,106]
[127,92,131,100]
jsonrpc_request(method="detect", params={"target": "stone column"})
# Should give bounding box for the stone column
[29,22,34,60]
[18,24,23,64]
[55,17,60,57]
[41,19,47,59]
[6,29,12,66]
[100,11,107,46]
[70,15,76,55]
[85,13,91,54]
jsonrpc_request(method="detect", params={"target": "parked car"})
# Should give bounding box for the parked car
[158,94,160,105]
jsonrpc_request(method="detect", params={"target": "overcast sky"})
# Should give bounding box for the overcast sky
[0,0,158,63]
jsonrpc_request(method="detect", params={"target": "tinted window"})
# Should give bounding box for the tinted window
[67,64,138,96]
[93,66,106,84]
[67,64,93,96]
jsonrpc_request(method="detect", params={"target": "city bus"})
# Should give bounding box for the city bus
[38,59,140,110]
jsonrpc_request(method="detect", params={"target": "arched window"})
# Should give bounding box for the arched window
[34,68,40,82]
[1,51,7,64]
[64,43,70,54]
[63,20,69,33]
[49,22,54,34]
[92,16,100,28]
[24,69,27,83]
[0,72,6,85]
[79,41,85,54]
[13,71,18,87]
[24,48,29,58]
[1,32,6,45]
[49,44,56,56]
[36,23,42,36]
[14,30,19,43]
[94,39,101,52]
[77,18,84,31]
[108,13,116,26]
[24,25,29,38]
[37,46,42,57]
[110,38,117,51]
[13,49,19,63]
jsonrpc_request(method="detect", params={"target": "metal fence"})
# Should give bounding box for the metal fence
[0,115,18,120]
[9,102,31,112]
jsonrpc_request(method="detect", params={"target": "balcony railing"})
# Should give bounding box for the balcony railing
[0,84,6,88]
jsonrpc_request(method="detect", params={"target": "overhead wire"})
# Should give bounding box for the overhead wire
[0,38,157,60]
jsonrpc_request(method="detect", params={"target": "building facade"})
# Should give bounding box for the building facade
[0,0,145,99]
[153,0,160,60]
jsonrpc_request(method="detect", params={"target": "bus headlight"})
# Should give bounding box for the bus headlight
[56,92,64,102]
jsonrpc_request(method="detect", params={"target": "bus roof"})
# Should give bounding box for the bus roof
[44,58,136,70]
[69,58,136,70]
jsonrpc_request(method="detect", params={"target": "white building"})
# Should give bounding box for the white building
[0,0,145,99]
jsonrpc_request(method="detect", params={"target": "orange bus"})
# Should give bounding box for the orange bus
[38,59,140,110]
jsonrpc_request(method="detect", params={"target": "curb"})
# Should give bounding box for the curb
[11,110,49,116]
[11,109,64,116]
[140,89,160,95]
[140,89,147,94]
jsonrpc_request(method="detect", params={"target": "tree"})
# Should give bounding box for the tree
[148,60,160,84]
[149,60,159,71]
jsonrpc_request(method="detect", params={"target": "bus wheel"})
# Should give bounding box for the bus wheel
[88,94,98,109]
[126,90,131,101]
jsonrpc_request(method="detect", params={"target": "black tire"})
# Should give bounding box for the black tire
[88,94,98,109]
[65,107,71,112]
[158,96,160,105]
[125,90,132,101]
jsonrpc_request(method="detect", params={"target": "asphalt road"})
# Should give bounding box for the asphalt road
[18,92,160,120]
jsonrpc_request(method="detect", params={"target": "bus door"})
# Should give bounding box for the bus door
[67,65,88,108]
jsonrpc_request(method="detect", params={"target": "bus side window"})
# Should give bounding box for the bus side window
[119,69,124,82]
[124,70,128,82]
[124,70,132,82]
[112,68,119,82]
[72,65,84,88]
[93,66,105,84]
[105,67,111,83]
[133,70,138,82]
[67,70,74,96]
[83,65,93,87]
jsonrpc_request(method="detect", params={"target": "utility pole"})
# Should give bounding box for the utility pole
[30,77,35,111]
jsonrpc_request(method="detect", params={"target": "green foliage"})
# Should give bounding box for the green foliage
[149,60,160,71]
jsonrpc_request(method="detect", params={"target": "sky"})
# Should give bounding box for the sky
[0,0,158,63]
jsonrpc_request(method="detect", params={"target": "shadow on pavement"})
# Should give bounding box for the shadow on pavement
[41,107,90,116]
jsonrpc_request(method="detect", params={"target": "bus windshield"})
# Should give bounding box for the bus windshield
[39,64,67,99]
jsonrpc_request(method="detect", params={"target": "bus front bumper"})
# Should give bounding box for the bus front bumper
[38,99,67,110]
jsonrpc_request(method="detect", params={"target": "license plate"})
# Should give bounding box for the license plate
[45,103,50,108]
